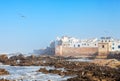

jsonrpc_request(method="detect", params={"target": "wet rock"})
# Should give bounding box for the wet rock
[0,79,9,81]
[38,68,68,76]
[37,68,49,74]
[91,59,120,68]
[38,68,63,75]
[0,69,9,75]
[0,54,8,63]
[9,54,25,60]
[0,55,120,81]
[67,63,120,81]
[107,53,120,60]
[49,69,65,76]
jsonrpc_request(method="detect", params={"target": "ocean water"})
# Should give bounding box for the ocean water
[66,58,92,62]
[0,65,72,81]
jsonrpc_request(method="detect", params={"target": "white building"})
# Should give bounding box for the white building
[111,40,120,52]
[55,36,98,48]
[54,36,120,52]
[98,37,120,52]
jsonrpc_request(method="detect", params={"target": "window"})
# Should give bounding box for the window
[74,45,75,47]
[102,40,103,42]
[78,45,80,47]
[113,43,114,46]
[112,47,114,50]
[102,45,104,48]
[118,45,120,49]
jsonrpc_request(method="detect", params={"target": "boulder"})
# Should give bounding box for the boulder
[37,68,49,74]
[0,79,9,81]
[0,69,9,75]
[0,54,8,63]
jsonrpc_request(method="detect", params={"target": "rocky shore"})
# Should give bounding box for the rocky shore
[37,59,120,81]
[0,69,9,75]
[0,79,9,81]
[0,69,9,81]
[0,54,120,81]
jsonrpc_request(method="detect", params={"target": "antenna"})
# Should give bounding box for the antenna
[103,30,113,38]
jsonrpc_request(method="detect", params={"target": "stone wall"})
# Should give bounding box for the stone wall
[55,46,98,57]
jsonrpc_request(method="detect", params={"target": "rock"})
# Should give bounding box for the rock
[10,54,25,60]
[38,68,49,74]
[0,54,8,63]
[107,53,120,60]
[0,55,120,81]
[0,69,9,75]
[91,59,120,68]
[0,79,9,81]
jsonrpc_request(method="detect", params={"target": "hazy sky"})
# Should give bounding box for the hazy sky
[0,0,120,54]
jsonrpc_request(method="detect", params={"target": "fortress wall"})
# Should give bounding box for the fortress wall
[55,46,98,57]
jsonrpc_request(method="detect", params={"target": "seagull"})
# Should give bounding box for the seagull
[21,15,26,18]
[18,13,26,18]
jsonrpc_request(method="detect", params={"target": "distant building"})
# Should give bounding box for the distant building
[111,39,120,52]
[55,36,98,48]
[54,36,98,57]
[98,37,120,55]
[52,36,120,57]
[34,36,120,57]
[98,37,112,56]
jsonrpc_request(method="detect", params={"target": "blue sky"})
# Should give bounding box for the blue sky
[0,0,120,53]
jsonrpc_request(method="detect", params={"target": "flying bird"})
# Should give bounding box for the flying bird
[18,13,26,18]
[21,15,26,18]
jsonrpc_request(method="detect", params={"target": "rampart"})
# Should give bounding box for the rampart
[55,46,98,57]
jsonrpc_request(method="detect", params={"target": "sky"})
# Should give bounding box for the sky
[0,0,120,54]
